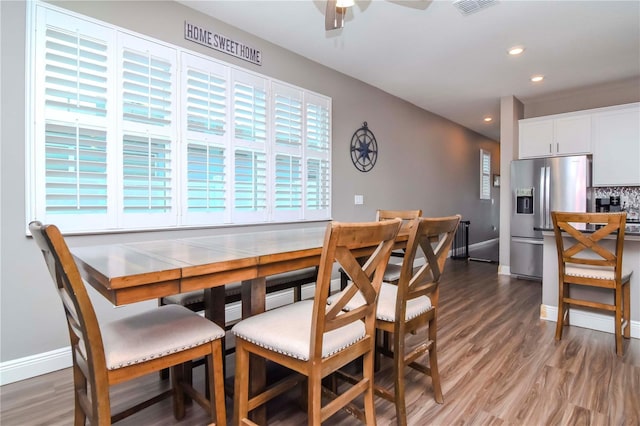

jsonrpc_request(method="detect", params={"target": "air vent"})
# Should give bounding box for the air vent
[453,0,497,15]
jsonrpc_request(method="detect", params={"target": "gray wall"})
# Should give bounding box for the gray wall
[0,0,499,365]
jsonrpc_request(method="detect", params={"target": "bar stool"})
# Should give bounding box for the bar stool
[551,211,632,356]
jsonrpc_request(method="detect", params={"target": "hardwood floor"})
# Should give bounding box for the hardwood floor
[1,259,638,425]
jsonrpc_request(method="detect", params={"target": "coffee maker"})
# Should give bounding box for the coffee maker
[609,195,621,212]
[595,197,610,212]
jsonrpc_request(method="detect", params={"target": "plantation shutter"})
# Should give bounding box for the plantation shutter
[305,94,331,219]
[29,3,332,233]
[232,70,268,222]
[119,34,177,228]
[480,149,491,200]
[34,7,115,231]
[181,53,230,225]
[272,83,303,221]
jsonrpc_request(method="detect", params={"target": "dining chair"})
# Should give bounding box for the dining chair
[232,218,402,425]
[29,221,227,425]
[551,211,632,356]
[339,209,422,290]
[332,215,460,426]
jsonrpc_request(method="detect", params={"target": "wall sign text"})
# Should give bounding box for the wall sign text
[184,21,262,66]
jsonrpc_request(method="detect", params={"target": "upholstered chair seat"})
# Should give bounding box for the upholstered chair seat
[329,281,432,322]
[102,304,225,370]
[232,300,365,361]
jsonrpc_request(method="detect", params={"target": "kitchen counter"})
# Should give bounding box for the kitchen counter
[534,223,640,238]
[537,227,639,340]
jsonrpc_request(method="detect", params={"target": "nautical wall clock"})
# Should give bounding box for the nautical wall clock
[350,122,378,172]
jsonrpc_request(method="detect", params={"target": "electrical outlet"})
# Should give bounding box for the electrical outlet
[354,195,364,205]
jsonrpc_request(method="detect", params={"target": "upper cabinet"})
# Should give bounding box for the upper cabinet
[519,103,640,188]
[519,113,592,158]
[592,103,640,187]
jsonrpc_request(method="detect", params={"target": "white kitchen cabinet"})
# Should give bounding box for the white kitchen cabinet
[592,103,640,187]
[519,114,592,158]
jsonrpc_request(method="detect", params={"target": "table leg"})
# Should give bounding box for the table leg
[204,286,227,360]
[241,277,267,425]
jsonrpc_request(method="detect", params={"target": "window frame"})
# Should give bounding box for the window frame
[27,2,332,234]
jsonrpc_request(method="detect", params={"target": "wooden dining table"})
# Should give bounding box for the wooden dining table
[70,222,408,424]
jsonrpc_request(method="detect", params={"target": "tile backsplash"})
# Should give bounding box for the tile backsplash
[594,186,640,220]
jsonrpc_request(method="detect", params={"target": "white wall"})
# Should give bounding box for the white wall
[1,0,499,380]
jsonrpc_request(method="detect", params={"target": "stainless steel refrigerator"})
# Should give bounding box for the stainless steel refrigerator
[510,155,592,279]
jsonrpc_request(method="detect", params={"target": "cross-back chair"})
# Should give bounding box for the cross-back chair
[29,221,227,425]
[551,211,632,356]
[232,219,402,425]
[333,215,460,426]
[340,209,422,290]
[375,215,460,425]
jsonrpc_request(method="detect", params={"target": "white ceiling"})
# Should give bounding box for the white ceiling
[178,0,640,141]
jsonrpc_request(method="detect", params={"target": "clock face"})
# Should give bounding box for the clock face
[350,123,378,172]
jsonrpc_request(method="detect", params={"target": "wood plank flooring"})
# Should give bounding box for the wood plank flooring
[1,258,638,425]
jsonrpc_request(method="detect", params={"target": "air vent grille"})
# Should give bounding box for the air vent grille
[453,0,497,15]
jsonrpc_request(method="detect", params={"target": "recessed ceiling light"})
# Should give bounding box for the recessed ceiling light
[508,46,525,56]
[483,117,493,122]
[531,75,544,82]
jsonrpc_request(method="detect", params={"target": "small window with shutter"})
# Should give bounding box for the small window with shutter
[480,149,491,200]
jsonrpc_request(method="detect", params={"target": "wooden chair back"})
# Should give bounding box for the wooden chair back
[314,219,402,360]
[551,212,627,287]
[376,209,422,234]
[399,215,461,312]
[30,221,110,422]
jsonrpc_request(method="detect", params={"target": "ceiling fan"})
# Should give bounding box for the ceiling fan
[325,0,352,31]
[324,0,434,31]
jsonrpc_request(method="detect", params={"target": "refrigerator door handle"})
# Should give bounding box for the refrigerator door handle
[539,166,546,229]
[545,166,551,228]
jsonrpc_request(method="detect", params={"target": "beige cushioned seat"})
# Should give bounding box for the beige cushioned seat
[329,282,432,322]
[231,300,365,361]
[162,290,206,306]
[565,263,632,282]
[102,304,225,370]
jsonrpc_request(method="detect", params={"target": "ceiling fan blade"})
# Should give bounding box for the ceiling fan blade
[325,0,345,31]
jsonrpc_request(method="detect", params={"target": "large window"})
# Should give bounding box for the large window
[28,3,331,233]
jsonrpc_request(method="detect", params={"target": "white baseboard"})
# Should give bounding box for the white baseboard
[0,347,72,386]
[470,238,499,250]
[0,280,339,386]
[540,304,640,339]
[498,265,510,275]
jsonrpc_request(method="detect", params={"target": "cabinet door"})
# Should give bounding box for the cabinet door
[555,115,591,155]
[519,120,553,158]
[593,106,640,186]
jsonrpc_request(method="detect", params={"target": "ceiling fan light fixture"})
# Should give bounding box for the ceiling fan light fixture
[336,0,355,7]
